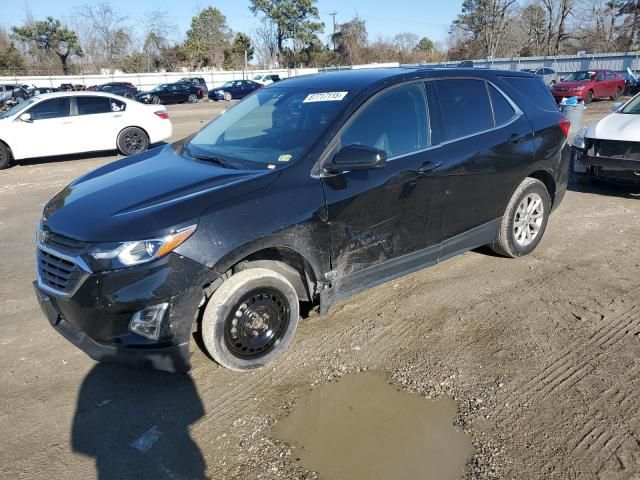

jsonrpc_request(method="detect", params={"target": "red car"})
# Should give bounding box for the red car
[551,70,625,104]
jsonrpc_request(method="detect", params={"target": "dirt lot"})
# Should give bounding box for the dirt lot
[1,98,639,480]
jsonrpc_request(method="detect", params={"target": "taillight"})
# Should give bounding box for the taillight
[559,117,570,138]
[154,111,169,119]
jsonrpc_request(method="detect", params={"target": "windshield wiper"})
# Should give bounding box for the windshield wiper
[184,144,239,169]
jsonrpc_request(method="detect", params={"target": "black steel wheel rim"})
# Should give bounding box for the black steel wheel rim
[123,130,144,153]
[224,287,290,359]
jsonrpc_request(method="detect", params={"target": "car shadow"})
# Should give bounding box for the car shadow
[71,362,207,480]
[568,179,640,199]
[14,142,169,167]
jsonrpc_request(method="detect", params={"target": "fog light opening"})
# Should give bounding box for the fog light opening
[129,303,169,340]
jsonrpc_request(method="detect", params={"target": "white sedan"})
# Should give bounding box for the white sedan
[571,93,640,185]
[0,91,172,169]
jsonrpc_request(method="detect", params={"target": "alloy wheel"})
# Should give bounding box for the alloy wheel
[513,192,544,247]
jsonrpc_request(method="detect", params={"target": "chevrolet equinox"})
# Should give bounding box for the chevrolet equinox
[34,68,570,372]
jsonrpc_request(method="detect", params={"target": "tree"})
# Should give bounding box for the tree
[0,27,24,72]
[333,17,368,64]
[451,0,517,57]
[249,0,324,58]
[76,2,132,68]
[614,0,640,47]
[414,37,435,53]
[142,10,172,70]
[12,17,82,74]
[393,33,420,55]
[183,7,232,68]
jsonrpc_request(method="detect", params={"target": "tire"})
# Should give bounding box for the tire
[490,178,551,258]
[201,268,299,371]
[610,87,621,101]
[124,93,134,99]
[585,90,594,104]
[117,127,149,156]
[224,92,232,101]
[0,143,12,170]
[151,95,160,104]
[188,93,198,103]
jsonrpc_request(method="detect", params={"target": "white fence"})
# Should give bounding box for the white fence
[0,68,320,91]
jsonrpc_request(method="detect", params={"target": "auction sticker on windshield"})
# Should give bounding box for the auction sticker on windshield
[303,92,348,103]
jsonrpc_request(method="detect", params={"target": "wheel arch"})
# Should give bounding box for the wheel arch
[527,170,556,206]
[0,138,14,157]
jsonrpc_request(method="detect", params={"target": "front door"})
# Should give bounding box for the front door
[430,78,535,255]
[322,82,442,297]
[17,97,74,158]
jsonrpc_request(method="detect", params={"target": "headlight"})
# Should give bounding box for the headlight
[85,224,197,271]
[572,126,588,149]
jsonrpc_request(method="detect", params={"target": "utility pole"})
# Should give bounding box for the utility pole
[330,12,338,51]
[244,49,248,80]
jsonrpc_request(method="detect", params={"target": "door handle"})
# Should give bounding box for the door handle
[417,161,441,175]
[508,133,528,144]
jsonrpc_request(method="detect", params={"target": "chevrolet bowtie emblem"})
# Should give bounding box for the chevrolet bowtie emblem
[39,228,50,244]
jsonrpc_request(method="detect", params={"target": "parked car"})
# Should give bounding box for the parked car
[0,84,29,104]
[179,77,208,97]
[136,83,202,104]
[520,67,559,86]
[571,93,640,185]
[34,68,570,373]
[616,70,640,96]
[208,80,262,101]
[0,91,172,169]
[28,87,55,96]
[91,82,139,99]
[552,70,625,104]
[58,83,86,92]
[253,74,282,85]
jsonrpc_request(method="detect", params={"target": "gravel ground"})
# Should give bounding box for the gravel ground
[1,98,639,480]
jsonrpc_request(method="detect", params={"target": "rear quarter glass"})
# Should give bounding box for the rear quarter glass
[499,76,559,112]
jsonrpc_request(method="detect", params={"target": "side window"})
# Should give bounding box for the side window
[339,83,429,158]
[606,72,616,79]
[488,84,516,126]
[28,98,71,120]
[547,68,555,74]
[500,76,558,112]
[596,72,605,81]
[76,96,111,115]
[435,79,493,140]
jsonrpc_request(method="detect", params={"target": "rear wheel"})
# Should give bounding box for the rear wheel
[124,93,134,99]
[201,268,299,371]
[611,87,622,101]
[585,90,594,104]
[0,143,13,170]
[117,127,149,156]
[490,178,551,258]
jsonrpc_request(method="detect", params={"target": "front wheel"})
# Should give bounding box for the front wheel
[188,93,198,103]
[201,268,299,371]
[490,178,551,258]
[0,143,13,169]
[224,92,232,101]
[151,95,161,104]
[584,90,594,104]
[117,127,149,156]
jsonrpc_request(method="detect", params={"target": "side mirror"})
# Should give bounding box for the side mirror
[324,144,387,174]
[19,113,32,122]
[611,102,623,112]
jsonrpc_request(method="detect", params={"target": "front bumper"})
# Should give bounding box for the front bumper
[34,252,216,373]
[571,147,640,184]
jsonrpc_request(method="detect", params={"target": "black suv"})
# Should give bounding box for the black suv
[34,68,570,373]
[179,77,208,97]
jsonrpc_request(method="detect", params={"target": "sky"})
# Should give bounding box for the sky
[1,0,464,46]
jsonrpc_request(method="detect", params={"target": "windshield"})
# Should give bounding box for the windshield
[621,94,640,114]
[562,71,595,82]
[221,82,234,88]
[0,98,36,119]
[188,87,349,167]
[151,84,167,92]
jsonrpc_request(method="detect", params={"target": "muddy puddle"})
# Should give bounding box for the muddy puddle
[274,371,473,480]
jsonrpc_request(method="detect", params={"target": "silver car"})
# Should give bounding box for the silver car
[0,84,28,104]
[521,68,559,87]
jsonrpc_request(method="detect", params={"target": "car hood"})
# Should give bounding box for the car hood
[43,144,278,242]
[555,81,590,89]
[586,112,640,142]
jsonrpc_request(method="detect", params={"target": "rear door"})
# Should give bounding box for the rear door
[74,96,126,152]
[431,78,535,253]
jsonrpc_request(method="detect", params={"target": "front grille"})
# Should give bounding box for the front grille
[591,140,640,161]
[42,231,90,256]
[37,248,86,296]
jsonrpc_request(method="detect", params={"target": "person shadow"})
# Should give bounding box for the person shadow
[71,361,207,480]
